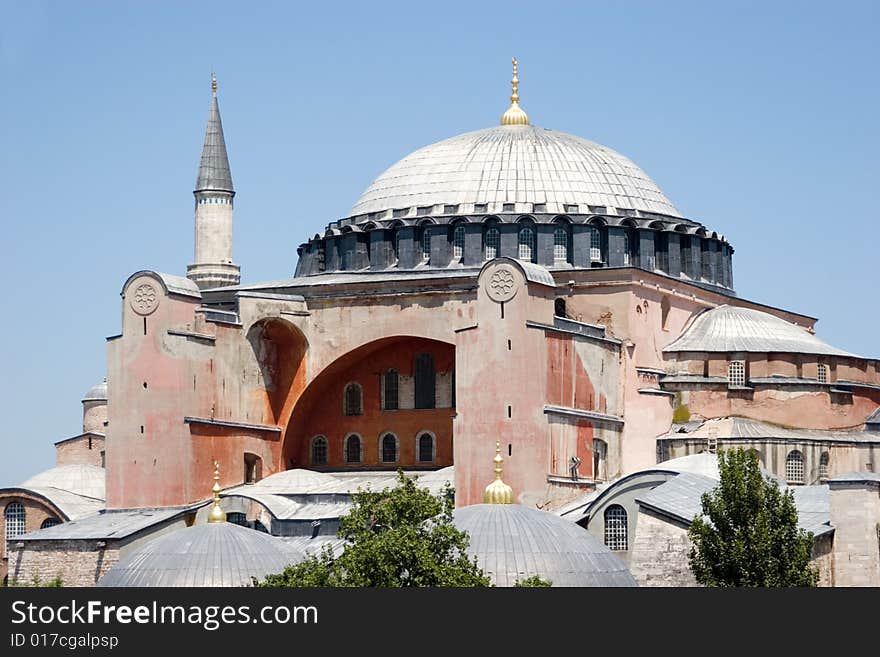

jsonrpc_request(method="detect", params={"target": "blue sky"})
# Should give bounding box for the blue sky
[0,0,877,486]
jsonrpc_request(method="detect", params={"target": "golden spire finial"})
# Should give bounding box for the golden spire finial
[207,460,226,523]
[483,441,513,504]
[211,72,217,96]
[501,57,529,126]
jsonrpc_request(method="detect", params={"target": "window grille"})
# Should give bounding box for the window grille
[518,226,535,261]
[590,227,602,262]
[383,369,399,410]
[40,518,60,530]
[485,227,500,259]
[345,435,362,463]
[311,436,328,465]
[623,232,631,266]
[817,364,828,384]
[786,450,805,484]
[453,225,465,260]
[604,505,628,550]
[344,383,362,416]
[5,502,26,540]
[421,227,431,261]
[553,226,569,263]
[227,512,248,527]
[381,434,398,463]
[728,361,746,387]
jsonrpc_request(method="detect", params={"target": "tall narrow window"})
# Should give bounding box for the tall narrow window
[417,433,435,462]
[593,439,607,481]
[518,226,535,262]
[381,433,398,463]
[728,360,746,387]
[345,434,362,464]
[786,450,805,484]
[701,241,712,280]
[485,226,500,259]
[590,227,602,262]
[394,230,402,262]
[553,226,569,264]
[817,363,828,384]
[604,505,627,550]
[344,383,362,416]
[680,235,691,276]
[244,453,262,484]
[5,502,26,540]
[414,353,436,409]
[383,369,399,411]
[452,225,465,260]
[819,452,830,480]
[421,227,431,262]
[622,231,631,266]
[311,436,328,465]
[554,298,567,318]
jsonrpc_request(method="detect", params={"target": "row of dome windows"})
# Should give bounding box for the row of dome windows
[197,197,232,205]
[310,432,436,465]
[727,361,829,387]
[3,502,60,540]
[314,222,731,286]
[344,357,444,414]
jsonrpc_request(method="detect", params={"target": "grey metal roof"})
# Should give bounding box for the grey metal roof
[663,305,857,357]
[661,416,880,445]
[215,268,479,293]
[18,487,104,521]
[279,536,348,558]
[791,485,833,537]
[349,124,681,219]
[15,507,193,541]
[827,471,880,484]
[452,504,637,587]
[21,464,105,500]
[122,270,202,299]
[635,472,717,524]
[194,91,233,193]
[82,379,107,402]
[223,491,352,521]
[866,408,880,425]
[98,523,303,587]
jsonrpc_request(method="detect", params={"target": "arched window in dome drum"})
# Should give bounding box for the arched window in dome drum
[701,239,712,280]
[452,225,466,260]
[590,227,602,262]
[394,231,402,262]
[604,505,627,551]
[518,226,535,262]
[623,231,631,266]
[553,226,569,264]
[421,227,431,262]
[680,235,691,276]
[485,226,500,259]
[4,502,25,540]
[655,232,669,273]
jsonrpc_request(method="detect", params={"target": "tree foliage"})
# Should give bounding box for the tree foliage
[513,575,552,587]
[687,448,818,587]
[259,471,491,587]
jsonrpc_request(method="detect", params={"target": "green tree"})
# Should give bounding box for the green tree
[513,575,552,587]
[687,448,818,587]
[259,470,491,587]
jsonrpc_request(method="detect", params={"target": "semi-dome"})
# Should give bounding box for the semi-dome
[350,124,682,220]
[22,464,105,501]
[452,503,637,587]
[97,523,305,587]
[82,379,108,402]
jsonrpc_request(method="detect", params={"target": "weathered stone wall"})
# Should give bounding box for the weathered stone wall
[1,495,64,585]
[629,508,698,587]
[7,540,118,587]
[55,434,105,468]
[829,481,880,586]
[812,533,835,587]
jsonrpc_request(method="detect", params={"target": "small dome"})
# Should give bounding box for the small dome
[349,125,681,219]
[21,464,105,500]
[97,523,305,587]
[664,305,857,357]
[453,504,637,587]
[82,379,108,402]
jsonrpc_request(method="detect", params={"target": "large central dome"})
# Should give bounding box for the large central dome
[349,124,681,219]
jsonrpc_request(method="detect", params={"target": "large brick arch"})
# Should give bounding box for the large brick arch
[281,335,455,470]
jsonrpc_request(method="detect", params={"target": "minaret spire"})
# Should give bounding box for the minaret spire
[186,73,241,290]
[500,57,529,126]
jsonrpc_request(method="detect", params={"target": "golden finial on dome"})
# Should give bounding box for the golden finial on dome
[211,72,217,96]
[207,460,227,523]
[500,57,529,126]
[483,441,514,504]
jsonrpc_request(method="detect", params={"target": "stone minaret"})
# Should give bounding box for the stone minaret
[186,74,241,289]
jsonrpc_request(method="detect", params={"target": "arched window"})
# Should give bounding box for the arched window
[383,369,399,411]
[394,230,402,262]
[414,353,435,409]
[590,227,602,262]
[40,518,60,530]
[604,505,627,550]
[227,512,248,527]
[344,383,362,416]
[554,298,567,318]
[244,453,262,484]
[381,433,399,463]
[622,231,631,266]
[485,226,500,259]
[819,452,830,479]
[817,363,828,384]
[786,450,805,484]
[553,225,569,264]
[593,439,607,481]
[452,225,466,260]
[417,433,435,463]
[345,434,362,464]
[421,226,431,262]
[311,436,328,466]
[518,226,535,262]
[4,502,26,540]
